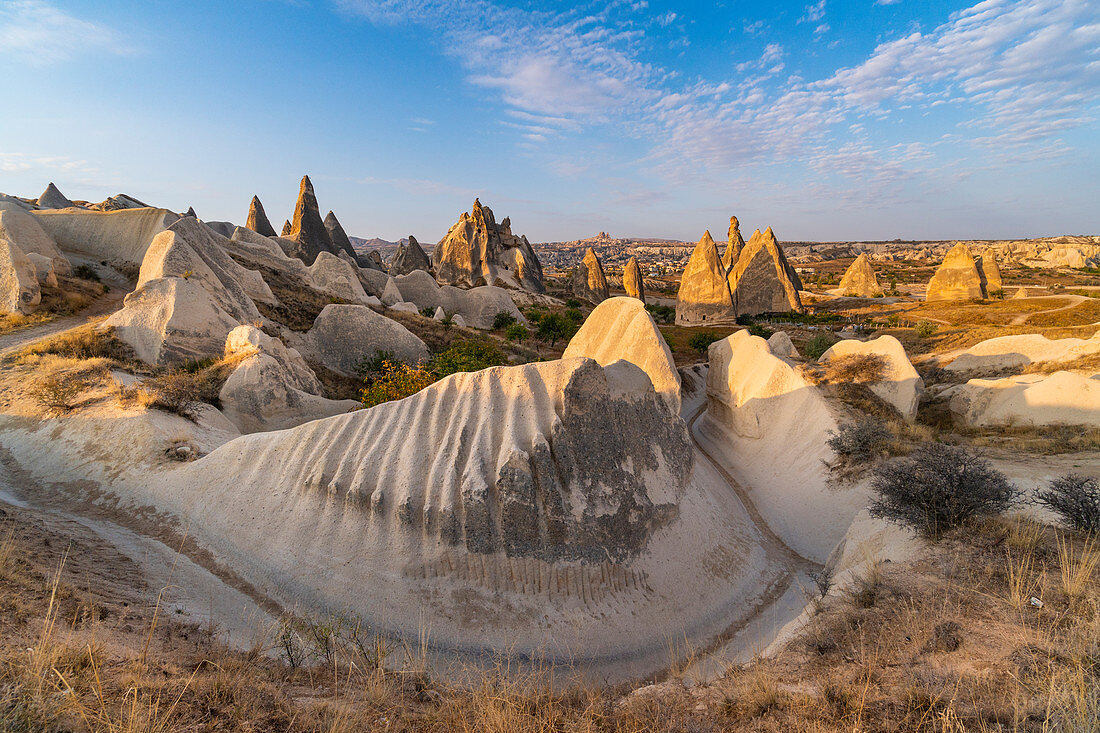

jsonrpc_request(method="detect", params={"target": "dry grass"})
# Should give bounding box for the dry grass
[12,320,139,366]
[1028,298,1100,327]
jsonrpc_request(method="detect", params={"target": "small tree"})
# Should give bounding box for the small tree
[535,313,573,347]
[804,333,838,360]
[1035,474,1100,535]
[492,311,517,330]
[688,331,722,355]
[868,443,1017,537]
[505,323,529,342]
[915,320,937,339]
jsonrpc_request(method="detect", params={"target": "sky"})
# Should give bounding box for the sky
[0,0,1098,243]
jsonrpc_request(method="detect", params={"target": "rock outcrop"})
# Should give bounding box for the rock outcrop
[976,249,1002,295]
[945,332,1100,373]
[675,231,734,325]
[722,215,744,272]
[246,196,277,237]
[837,253,883,297]
[820,336,922,420]
[571,248,609,304]
[99,194,148,211]
[726,227,802,315]
[384,269,525,329]
[0,207,71,275]
[1012,287,1029,299]
[388,235,431,276]
[301,304,429,377]
[949,371,1100,428]
[285,176,335,265]
[766,331,799,359]
[925,243,985,301]
[0,239,41,314]
[184,207,198,219]
[26,253,59,287]
[281,219,292,236]
[31,207,177,268]
[307,251,371,305]
[37,182,75,209]
[433,199,544,292]
[623,256,645,301]
[323,211,359,261]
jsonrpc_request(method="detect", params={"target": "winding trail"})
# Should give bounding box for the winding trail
[1008,294,1086,325]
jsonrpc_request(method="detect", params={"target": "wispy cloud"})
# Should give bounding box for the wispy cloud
[0,0,131,64]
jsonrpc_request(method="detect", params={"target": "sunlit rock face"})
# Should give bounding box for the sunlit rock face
[726,227,802,316]
[925,243,984,301]
[676,230,733,325]
[571,247,609,304]
[432,199,545,292]
[838,253,883,297]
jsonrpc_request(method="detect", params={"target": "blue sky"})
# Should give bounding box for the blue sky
[1,0,1097,242]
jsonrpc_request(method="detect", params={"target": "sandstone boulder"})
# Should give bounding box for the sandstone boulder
[286,176,335,265]
[37,182,75,209]
[623,256,645,301]
[302,304,429,377]
[0,206,71,275]
[563,296,680,412]
[224,325,322,394]
[389,235,431,276]
[0,239,40,314]
[926,243,984,301]
[571,247,609,304]
[99,194,148,211]
[25,252,59,287]
[307,251,371,305]
[385,269,524,329]
[727,227,802,315]
[433,199,544,292]
[31,207,178,268]
[766,330,799,359]
[246,196,277,237]
[837,253,883,297]
[945,332,1100,373]
[675,231,733,325]
[820,335,923,420]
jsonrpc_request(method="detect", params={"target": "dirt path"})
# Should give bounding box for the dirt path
[1009,294,1087,325]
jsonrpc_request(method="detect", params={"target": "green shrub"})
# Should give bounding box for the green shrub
[419,306,436,318]
[356,350,396,378]
[505,323,529,342]
[564,308,584,324]
[535,313,575,347]
[645,303,675,324]
[73,263,101,282]
[688,331,722,355]
[748,324,774,339]
[564,298,582,309]
[491,311,517,330]
[804,333,839,360]
[431,340,506,378]
[827,418,891,464]
[915,320,937,339]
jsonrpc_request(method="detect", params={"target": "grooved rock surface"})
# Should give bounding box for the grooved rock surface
[302,304,429,377]
[433,199,544,292]
[31,208,178,267]
[563,297,680,412]
[926,243,985,301]
[675,231,733,325]
[246,196,277,237]
[623,256,645,301]
[837,253,883,297]
[726,227,802,315]
[0,238,41,314]
[389,235,431,276]
[0,206,71,275]
[571,247,610,304]
[820,335,923,421]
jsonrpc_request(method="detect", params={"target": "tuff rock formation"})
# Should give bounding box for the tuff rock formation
[389,235,431,276]
[99,194,148,211]
[1012,287,1029,299]
[286,176,335,265]
[433,199,544,292]
[300,304,429,377]
[571,247,609,304]
[976,249,1002,296]
[722,215,745,272]
[726,227,803,315]
[37,182,74,209]
[623,256,645,301]
[949,371,1100,428]
[838,253,883,297]
[281,219,292,236]
[0,239,41,314]
[926,243,985,301]
[675,230,734,325]
[184,207,198,219]
[820,336,923,421]
[382,269,524,329]
[30,207,177,268]
[0,206,71,275]
[246,196,277,237]
[323,211,359,261]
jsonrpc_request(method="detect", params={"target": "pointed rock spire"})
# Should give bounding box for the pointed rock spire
[184,206,198,219]
[571,247,610,304]
[287,175,335,265]
[389,235,431,276]
[432,199,545,292]
[676,230,734,325]
[926,243,984,301]
[323,210,358,260]
[37,182,74,209]
[246,196,277,237]
[281,219,292,236]
[722,215,744,272]
[623,256,645,302]
[838,253,883,297]
[727,227,803,315]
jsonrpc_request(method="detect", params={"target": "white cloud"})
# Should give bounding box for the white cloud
[799,0,827,24]
[0,0,130,64]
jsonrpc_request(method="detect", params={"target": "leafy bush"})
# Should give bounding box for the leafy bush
[688,331,722,355]
[419,306,436,318]
[72,263,100,282]
[1035,474,1100,534]
[30,375,85,415]
[535,313,574,347]
[360,361,437,408]
[804,333,839,360]
[735,314,755,326]
[564,298,582,309]
[868,443,1017,537]
[504,323,529,342]
[563,307,584,325]
[915,320,937,339]
[359,340,508,407]
[827,418,892,464]
[645,303,675,324]
[491,311,516,330]
[356,350,395,378]
[747,324,774,339]
[431,340,506,378]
